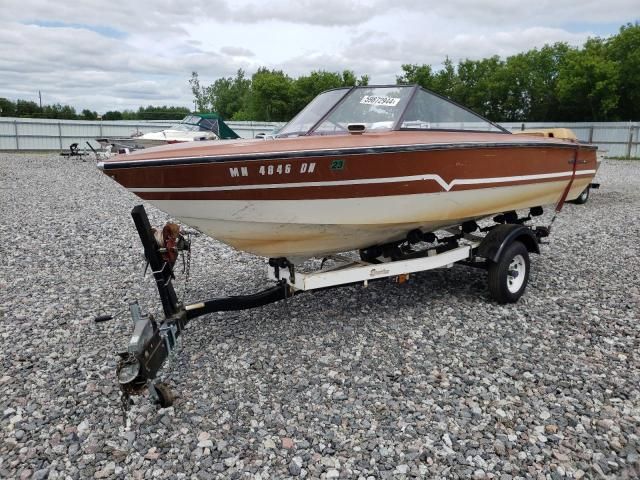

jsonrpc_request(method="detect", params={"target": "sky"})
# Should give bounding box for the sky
[0,0,638,114]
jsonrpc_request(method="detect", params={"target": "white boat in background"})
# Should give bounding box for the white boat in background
[96,113,239,152]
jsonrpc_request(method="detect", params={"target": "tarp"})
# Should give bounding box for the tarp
[195,112,240,139]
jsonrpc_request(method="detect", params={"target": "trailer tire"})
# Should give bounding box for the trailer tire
[488,241,530,303]
[571,186,590,205]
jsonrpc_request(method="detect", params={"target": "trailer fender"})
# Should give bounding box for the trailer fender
[477,224,540,263]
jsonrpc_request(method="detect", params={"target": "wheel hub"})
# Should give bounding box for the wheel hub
[507,254,526,293]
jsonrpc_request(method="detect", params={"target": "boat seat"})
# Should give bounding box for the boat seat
[513,128,577,141]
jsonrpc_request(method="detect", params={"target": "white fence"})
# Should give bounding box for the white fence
[0,117,638,157]
[0,118,284,151]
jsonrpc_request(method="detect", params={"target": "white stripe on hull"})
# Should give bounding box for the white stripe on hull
[130,170,596,193]
[146,177,592,258]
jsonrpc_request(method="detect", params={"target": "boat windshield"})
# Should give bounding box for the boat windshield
[169,123,201,132]
[169,115,218,132]
[312,86,414,135]
[276,85,506,136]
[399,89,505,132]
[277,88,349,138]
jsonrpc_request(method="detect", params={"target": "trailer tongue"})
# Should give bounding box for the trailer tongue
[102,204,548,411]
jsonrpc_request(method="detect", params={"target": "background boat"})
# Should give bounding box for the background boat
[96,113,239,152]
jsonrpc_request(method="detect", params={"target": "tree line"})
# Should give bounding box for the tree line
[192,23,639,123]
[397,23,639,122]
[0,99,190,121]
[190,68,370,122]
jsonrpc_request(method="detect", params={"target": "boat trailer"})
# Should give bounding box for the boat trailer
[101,205,550,409]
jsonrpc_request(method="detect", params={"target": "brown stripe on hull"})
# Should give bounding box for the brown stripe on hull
[134,172,596,201]
[106,147,596,191]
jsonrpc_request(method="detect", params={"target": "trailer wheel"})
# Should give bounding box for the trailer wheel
[488,241,530,303]
[152,382,175,408]
[572,186,590,204]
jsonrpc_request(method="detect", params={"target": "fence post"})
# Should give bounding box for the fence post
[58,122,63,150]
[14,120,19,150]
[588,126,594,143]
[627,123,633,159]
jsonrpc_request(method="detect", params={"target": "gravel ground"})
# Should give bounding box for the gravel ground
[1,153,639,480]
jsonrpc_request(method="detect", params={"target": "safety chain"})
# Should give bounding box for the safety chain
[120,391,131,424]
[181,234,192,303]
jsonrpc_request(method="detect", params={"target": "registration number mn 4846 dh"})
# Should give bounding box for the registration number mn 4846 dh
[229,162,316,177]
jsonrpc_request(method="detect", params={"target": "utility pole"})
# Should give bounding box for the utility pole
[38,91,42,109]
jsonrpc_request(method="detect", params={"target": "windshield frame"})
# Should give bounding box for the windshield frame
[276,87,351,138]
[305,86,356,135]
[396,86,509,134]
[275,84,510,137]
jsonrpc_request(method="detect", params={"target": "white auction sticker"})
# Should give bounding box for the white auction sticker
[360,95,400,106]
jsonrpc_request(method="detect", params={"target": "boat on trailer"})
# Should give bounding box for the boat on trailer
[96,85,599,408]
[99,85,597,259]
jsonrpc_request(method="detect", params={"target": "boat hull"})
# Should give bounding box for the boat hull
[100,131,598,258]
[148,177,591,257]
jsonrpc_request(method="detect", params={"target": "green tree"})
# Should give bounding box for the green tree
[290,70,346,114]
[455,56,506,120]
[557,38,620,120]
[357,74,370,86]
[190,68,370,122]
[340,70,369,87]
[189,71,211,111]
[246,68,293,121]
[607,23,640,120]
[0,98,17,116]
[103,110,123,121]
[396,59,459,102]
[208,69,251,119]
[288,69,370,117]
[15,100,41,117]
[81,109,98,120]
[121,109,138,120]
[42,103,77,119]
[398,48,571,122]
[397,64,435,88]
[517,43,570,121]
[136,105,190,120]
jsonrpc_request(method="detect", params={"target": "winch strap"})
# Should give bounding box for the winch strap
[555,146,579,213]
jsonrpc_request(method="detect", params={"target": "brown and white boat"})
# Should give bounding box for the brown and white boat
[102,86,603,405]
[98,85,598,259]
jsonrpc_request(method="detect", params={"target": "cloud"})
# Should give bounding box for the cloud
[232,0,381,26]
[395,0,640,26]
[220,46,255,57]
[0,21,246,111]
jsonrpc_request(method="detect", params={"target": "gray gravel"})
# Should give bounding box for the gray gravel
[1,153,639,479]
